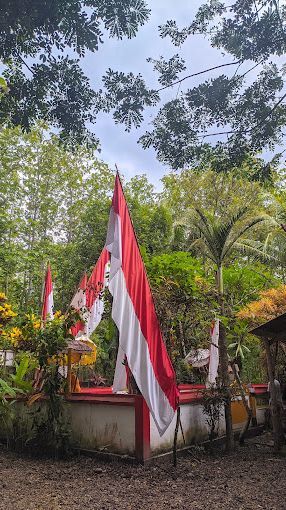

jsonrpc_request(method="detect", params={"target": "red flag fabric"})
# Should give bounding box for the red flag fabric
[42,263,54,322]
[70,273,87,337]
[106,174,178,435]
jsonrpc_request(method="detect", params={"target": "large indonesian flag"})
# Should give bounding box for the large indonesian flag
[42,263,54,322]
[106,174,178,435]
[70,273,88,337]
[207,319,220,387]
[86,248,110,336]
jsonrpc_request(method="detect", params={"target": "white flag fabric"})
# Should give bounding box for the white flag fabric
[86,249,110,336]
[207,319,220,387]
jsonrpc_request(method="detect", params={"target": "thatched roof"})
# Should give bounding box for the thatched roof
[66,340,93,353]
[250,313,286,343]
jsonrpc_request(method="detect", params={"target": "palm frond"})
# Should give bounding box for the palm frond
[188,236,217,263]
[215,206,249,248]
[233,239,278,263]
[222,214,273,260]
[193,209,221,261]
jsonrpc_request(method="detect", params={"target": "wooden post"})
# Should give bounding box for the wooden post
[173,406,181,467]
[218,321,234,451]
[217,264,234,451]
[231,361,252,444]
[67,348,72,395]
[263,337,284,453]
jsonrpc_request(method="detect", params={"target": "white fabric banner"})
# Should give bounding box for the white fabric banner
[206,319,220,387]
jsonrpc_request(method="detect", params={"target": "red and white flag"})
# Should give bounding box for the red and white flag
[86,248,110,336]
[70,272,88,338]
[206,319,220,387]
[42,263,54,322]
[106,174,178,435]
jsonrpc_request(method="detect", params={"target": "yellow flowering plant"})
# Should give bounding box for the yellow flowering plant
[0,294,19,349]
[5,308,80,359]
[0,293,17,328]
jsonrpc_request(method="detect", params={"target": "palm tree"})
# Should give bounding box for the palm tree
[190,206,272,450]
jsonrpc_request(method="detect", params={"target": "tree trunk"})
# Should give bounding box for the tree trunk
[217,264,234,451]
[178,320,187,358]
[263,338,284,453]
[173,406,181,467]
[231,361,252,444]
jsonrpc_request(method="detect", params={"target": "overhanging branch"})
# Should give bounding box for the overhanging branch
[197,91,286,138]
[156,60,242,92]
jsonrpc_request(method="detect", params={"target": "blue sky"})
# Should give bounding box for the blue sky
[80,1,230,189]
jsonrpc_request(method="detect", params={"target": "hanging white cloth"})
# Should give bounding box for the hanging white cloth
[206,319,220,387]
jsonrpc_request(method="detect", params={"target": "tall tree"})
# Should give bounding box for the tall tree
[0,0,150,144]
[0,125,114,309]
[124,175,173,253]
[103,1,286,172]
[190,206,271,449]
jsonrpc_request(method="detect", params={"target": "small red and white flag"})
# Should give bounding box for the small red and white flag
[86,248,110,336]
[42,263,54,322]
[206,319,220,387]
[70,272,88,338]
[106,174,178,435]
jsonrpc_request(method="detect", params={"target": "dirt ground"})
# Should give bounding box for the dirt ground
[0,434,285,510]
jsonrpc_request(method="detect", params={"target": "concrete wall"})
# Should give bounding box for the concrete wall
[256,406,267,426]
[1,391,266,460]
[150,402,225,454]
[68,403,135,455]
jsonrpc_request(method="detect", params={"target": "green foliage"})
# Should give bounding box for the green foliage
[92,297,119,385]
[0,125,114,309]
[0,0,150,144]
[147,251,205,291]
[0,377,17,399]
[146,252,217,365]
[27,368,72,458]
[201,386,225,442]
[124,175,173,254]
[0,359,33,446]
[228,321,251,360]
[1,124,285,390]
[161,169,267,228]
[190,206,271,271]
[10,353,37,393]
[223,262,278,312]
[103,1,286,172]
[173,359,195,385]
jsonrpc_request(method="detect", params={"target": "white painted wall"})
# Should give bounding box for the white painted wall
[256,406,267,426]
[0,350,14,367]
[68,403,135,455]
[150,402,225,454]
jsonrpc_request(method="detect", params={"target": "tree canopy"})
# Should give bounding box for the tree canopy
[2,0,286,174]
[102,0,286,172]
[0,0,150,144]
[1,125,286,385]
